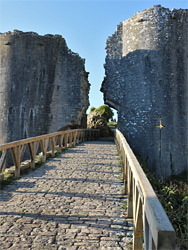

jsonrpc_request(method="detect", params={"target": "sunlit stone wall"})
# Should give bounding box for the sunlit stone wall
[101,5,188,178]
[0,30,90,144]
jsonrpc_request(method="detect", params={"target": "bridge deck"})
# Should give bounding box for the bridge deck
[0,140,133,250]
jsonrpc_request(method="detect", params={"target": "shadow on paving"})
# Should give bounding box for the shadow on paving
[7,189,125,203]
[27,177,122,185]
[0,164,56,202]
[0,211,133,232]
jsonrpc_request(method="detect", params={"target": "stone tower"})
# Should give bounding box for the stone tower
[101,5,188,178]
[0,30,90,144]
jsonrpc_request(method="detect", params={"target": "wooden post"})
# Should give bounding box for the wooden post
[57,135,63,152]
[124,157,128,195]
[40,139,49,162]
[143,213,155,250]
[50,137,56,157]
[73,132,77,146]
[28,141,39,169]
[83,131,85,141]
[64,134,68,149]
[133,195,143,250]
[10,145,21,178]
[20,144,27,163]
[69,132,73,147]
[127,167,133,218]
[81,131,84,141]
[76,131,80,144]
[0,150,7,173]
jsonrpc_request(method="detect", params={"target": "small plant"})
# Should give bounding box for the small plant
[122,205,127,210]
[35,157,43,167]
[0,174,14,190]
[55,151,61,156]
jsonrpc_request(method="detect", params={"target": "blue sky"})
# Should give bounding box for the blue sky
[0,0,187,118]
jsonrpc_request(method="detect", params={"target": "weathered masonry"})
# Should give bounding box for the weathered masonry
[101,5,188,178]
[0,30,90,144]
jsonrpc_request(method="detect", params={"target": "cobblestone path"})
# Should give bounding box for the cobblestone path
[0,141,133,250]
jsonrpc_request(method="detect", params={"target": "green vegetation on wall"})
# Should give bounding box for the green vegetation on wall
[95,105,114,122]
[89,106,96,114]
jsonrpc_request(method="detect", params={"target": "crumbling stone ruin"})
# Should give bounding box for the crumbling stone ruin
[0,30,90,144]
[101,5,188,178]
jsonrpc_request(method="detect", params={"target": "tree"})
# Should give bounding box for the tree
[95,105,114,122]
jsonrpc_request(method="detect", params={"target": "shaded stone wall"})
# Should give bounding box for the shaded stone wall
[101,5,188,178]
[0,30,90,144]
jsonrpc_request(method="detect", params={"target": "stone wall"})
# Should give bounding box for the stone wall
[0,30,90,144]
[101,5,188,178]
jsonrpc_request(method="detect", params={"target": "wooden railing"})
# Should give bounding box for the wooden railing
[115,129,175,250]
[0,129,100,180]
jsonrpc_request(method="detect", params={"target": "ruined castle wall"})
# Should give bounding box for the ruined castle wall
[102,6,188,178]
[0,31,90,144]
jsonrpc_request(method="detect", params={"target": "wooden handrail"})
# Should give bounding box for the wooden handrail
[0,129,100,179]
[115,129,175,250]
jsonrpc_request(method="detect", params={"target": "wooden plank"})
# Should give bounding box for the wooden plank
[133,196,143,250]
[82,131,85,141]
[73,131,77,146]
[133,180,138,222]
[69,132,73,147]
[127,167,133,218]
[0,150,7,173]
[143,212,149,250]
[136,180,144,203]
[28,142,38,169]
[124,157,128,195]
[20,144,27,163]
[76,131,80,144]
[64,134,68,149]
[10,145,21,178]
[50,137,56,157]
[57,135,63,152]
[40,138,49,163]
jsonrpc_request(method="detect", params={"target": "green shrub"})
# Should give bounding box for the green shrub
[95,105,114,122]
[89,106,96,114]
[107,121,117,127]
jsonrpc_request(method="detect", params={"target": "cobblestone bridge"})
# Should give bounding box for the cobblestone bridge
[0,140,133,250]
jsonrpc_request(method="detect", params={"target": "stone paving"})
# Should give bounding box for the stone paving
[0,140,133,250]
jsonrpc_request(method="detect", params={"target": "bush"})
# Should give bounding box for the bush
[89,106,96,114]
[95,105,114,122]
[138,158,188,249]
